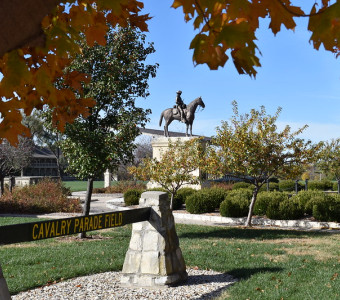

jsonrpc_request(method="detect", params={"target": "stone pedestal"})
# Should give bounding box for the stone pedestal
[147,137,205,190]
[104,170,111,188]
[121,191,187,287]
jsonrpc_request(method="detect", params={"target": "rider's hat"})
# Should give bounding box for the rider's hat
[176,90,182,94]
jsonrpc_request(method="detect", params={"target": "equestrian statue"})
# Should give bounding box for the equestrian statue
[159,91,205,137]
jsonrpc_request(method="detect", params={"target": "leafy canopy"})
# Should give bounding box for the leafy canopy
[207,101,318,226]
[61,25,157,180]
[207,100,317,185]
[1,0,340,142]
[129,138,205,209]
[318,138,340,180]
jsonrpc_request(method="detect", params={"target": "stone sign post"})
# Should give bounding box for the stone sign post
[121,191,187,286]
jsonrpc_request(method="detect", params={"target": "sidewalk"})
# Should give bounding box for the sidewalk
[2,192,340,232]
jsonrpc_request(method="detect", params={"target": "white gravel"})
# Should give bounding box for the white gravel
[12,268,236,300]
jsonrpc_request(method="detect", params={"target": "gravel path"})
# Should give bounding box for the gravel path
[12,268,236,300]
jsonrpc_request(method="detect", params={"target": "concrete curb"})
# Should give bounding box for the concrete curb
[173,213,340,230]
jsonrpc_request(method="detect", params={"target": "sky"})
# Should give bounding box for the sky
[135,1,340,143]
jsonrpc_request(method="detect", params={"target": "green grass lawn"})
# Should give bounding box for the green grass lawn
[1,217,340,299]
[63,181,105,192]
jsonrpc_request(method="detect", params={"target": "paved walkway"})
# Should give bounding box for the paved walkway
[2,192,340,232]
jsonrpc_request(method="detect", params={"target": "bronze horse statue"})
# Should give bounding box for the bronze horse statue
[159,96,205,137]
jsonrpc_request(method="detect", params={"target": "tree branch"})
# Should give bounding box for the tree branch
[275,0,327,17]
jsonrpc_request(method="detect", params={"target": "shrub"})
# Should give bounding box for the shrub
[308,180,333,191]
[220,190,251,218]
[174,188,197,210]
[312,194,340,222]
[146,188,185,210]
[254,191,288,218]
[256,191,289,219]
[279,180,302,192]
[292,190,324,214]
[185,191,216,214]
[232,182,252,190]
[279,198,304,220]
[254,192,273,216]
[259,182,279,192]
[332,181,339,192]
[201,187,229,208]
[93,181,147,194]
[0,179,82,214]
[123,189,143,206]
[210,182,233,191]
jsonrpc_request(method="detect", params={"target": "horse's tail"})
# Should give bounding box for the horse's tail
[159,112,164,127]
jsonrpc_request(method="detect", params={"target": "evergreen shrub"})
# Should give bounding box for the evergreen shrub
[308,180,333,191]
[332,181,339,192]
[220,189,251,218]
[279,180,302,192]
[123,189,143,206]
[173,187,197,210]
[312,194,340,222]
[201,187,229,208]
[232,182,252,190]
[279,198,304,220]
[257,192,289,219]
[185,191,216,214]
[259,182,279,192]
[292,190,324,214]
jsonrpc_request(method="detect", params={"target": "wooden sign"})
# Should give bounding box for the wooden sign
[0,208,151,245]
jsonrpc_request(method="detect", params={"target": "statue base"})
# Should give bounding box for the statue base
[147,137,207,190]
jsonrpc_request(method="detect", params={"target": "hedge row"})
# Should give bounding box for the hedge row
[231,180,337,192]
[123,185,340,222]
[219,190,340,222]
[123,187,197,210]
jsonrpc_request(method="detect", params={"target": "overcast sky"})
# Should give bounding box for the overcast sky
[136,0,340,142]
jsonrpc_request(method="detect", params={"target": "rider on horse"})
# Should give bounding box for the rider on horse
[175,90,187,123]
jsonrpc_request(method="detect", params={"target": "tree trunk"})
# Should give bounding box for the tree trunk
[8,175,15,193]
[245,186,259,227]
[79,177,94,238]
[56,147,62,178]
[170,193,174,210]
[0,177,4,197]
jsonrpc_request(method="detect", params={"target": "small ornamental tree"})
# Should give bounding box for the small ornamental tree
[61,25,158,237]
[129,138,205,209]
[207,101,318,226]
[0,137,34,195]
[318,138,340,192]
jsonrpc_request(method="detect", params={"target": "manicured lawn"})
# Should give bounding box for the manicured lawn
[63,181,105,192]
[1,217,339,299]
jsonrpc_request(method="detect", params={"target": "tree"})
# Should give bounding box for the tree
[0,137,34,195]
[207,101,318,226]
[24,111,66,178]
[1,1,340,143]
[318,138,340,192]
[61,25,157,237]
[129,138,205,209]
[117,135,153,180]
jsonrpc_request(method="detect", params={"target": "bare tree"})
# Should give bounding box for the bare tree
[117,136,153,180]
[24,111,66,178]
[0,137,34,195]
